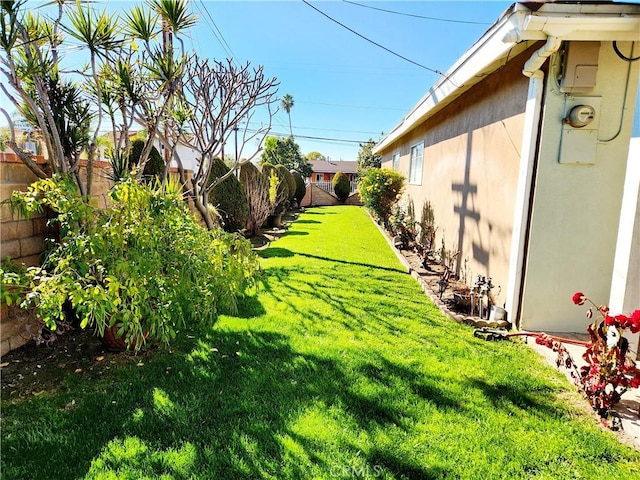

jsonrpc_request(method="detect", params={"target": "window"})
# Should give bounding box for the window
[392,152,400,170]
[409,143,423,185]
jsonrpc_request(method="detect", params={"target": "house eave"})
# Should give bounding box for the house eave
[373,2,640,155]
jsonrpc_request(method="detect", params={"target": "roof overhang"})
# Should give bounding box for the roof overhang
[374,2,640,154]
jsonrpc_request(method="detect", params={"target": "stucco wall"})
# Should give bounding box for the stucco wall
[520,41,639,332]
[380,47,532,307]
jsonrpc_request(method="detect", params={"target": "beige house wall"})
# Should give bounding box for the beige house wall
[381,47,533,307]
[520,41,640,332]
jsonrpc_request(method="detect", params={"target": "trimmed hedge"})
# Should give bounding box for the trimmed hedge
[332,171,350,203]
[262,162,289,213]
[129,138,165,181]
[291,170,306,205]
[207,157,248,232]
[278,165,296,202]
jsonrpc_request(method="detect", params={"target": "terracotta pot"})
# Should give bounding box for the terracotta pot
[100,325,147,351]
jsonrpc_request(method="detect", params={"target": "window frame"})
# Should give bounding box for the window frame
[409,142,424,185]
[391,152,400,170]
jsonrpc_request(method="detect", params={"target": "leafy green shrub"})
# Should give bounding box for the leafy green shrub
[9,175,259,351]
[0,258,28,308]
[128,138,165,182]
[357,168,405,225]
[291,170,306,205]
[239,162,271,237]
[278,165,296,202]
[261,162,289,214]
[207,157,248,232]
[332,171,350,203]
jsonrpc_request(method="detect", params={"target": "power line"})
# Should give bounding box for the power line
[342,0,491,25]
[248,128,368,144]
[247,120,380,135]
[195,0,236,61]
[301,0,445,76]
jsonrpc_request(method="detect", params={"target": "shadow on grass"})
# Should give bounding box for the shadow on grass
[258,247,294,259]
[294,219,320,224]
[1,324,607,480]
[1,330,454,479]
[259,246,405,274]
[301,209,336,215]
[467,378,567,419]
[233,294,267,318]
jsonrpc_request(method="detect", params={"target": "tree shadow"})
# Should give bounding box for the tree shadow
[258,246,405,274]
[301,209,336,215]
[233,294,267,319]
[294,219,320,224]
[466,378,567,419]
[2,328,476,479]
[257,247,295,259]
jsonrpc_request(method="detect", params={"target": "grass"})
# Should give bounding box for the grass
[2,205,639,479]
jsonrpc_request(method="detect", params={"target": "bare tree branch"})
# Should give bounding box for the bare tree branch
[176,54,279,228]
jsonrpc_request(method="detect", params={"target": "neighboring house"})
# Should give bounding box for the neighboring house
[308,160,357,183]
[300,160,362,207]
[99,132,199,172]
[374,1,640,335]
[153,137,200,173]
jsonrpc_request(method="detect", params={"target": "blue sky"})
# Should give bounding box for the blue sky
[2,1,517,160]
[190,1,513,161]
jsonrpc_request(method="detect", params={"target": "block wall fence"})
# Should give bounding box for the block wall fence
[300,183,362,208]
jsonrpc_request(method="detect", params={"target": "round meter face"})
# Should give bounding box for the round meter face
[567,105,595,128]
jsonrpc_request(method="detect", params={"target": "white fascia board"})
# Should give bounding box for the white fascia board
[374,2,640,155]
[373,9,527,154]
[522,16,640,41]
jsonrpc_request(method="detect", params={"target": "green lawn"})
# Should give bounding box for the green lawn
[2,205,639,479]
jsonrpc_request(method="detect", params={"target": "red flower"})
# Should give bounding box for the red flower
[630,310,640,334]
[572,292,586,305]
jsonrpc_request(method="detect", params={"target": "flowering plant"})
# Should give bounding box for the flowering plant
[537,293,640,426]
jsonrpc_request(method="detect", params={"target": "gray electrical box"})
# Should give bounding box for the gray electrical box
[559,96,601,165]
[560,42,600,93]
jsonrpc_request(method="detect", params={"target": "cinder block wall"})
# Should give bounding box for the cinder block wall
[300,184,362,207]
[1,154,113,356]
[1,154,52,266]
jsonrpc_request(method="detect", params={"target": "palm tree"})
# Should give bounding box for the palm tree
[281,93,294,137]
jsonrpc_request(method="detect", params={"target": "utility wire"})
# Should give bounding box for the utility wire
[342,0,491,25]
[247,128,367,144]
[302,0,445,76]
[247,120,380,135]
[195,0,237,62]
